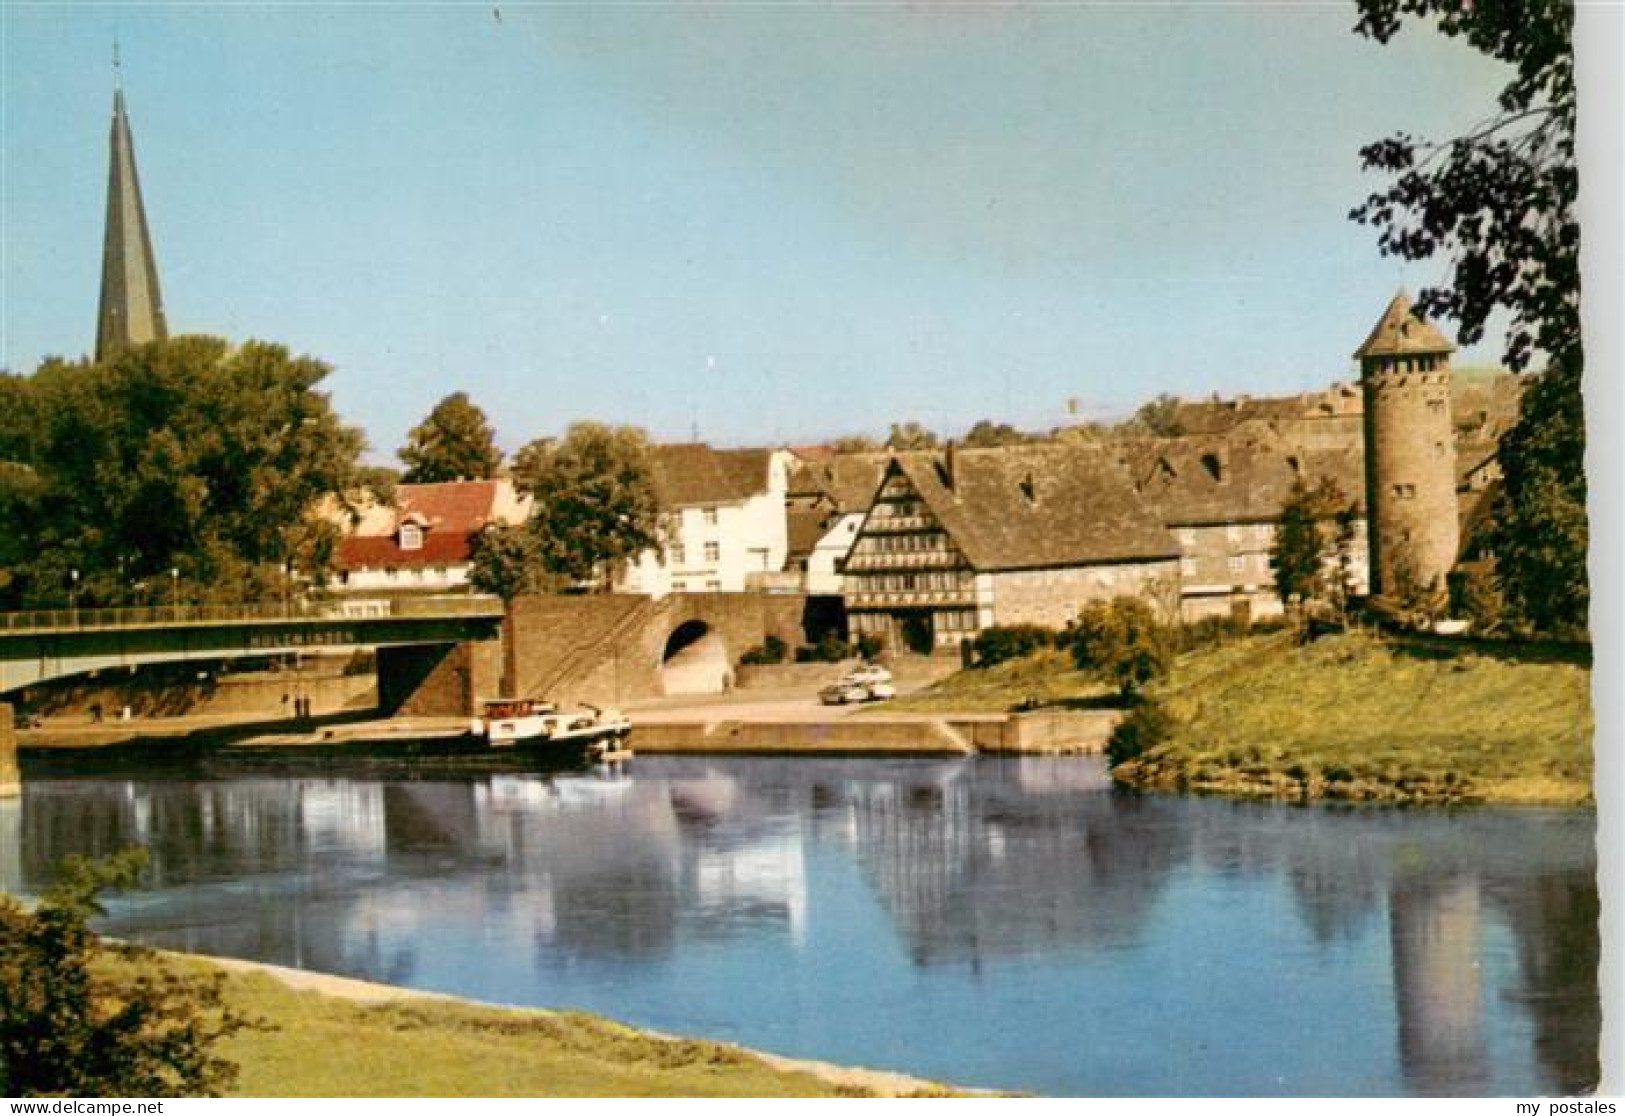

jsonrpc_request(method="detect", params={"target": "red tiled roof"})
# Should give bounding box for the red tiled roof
[394,481,503,534]
[336,532,473,570]
[336,480,505,570]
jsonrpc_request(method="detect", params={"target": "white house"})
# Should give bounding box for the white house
[617,445,795,596]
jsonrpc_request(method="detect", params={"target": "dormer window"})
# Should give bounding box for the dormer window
[399,523,424,550]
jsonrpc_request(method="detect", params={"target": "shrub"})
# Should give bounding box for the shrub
[0,849,258,1097]
[1105,699,1176,767]
[796,631,851,663]
[970,624,1055,668]
[738,635,787,665]
[1071,597,1169,696]
[855,633,885,660]
[1168,615,1246,654]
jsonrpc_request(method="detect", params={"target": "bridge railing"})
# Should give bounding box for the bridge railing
[0,595,504,633]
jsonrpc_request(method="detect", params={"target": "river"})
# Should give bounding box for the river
[0,754,1599,1097]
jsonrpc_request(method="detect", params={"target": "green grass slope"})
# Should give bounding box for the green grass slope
[1117,631,1593,805]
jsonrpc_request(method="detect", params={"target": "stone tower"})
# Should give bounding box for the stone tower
[94,61,168,363]
[1356,291,1458,600]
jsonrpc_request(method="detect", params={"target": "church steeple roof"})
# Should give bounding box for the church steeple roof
[1353,290,1454,361]
[95,60,168,363]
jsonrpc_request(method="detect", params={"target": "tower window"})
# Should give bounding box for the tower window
[1393,483,1416,499]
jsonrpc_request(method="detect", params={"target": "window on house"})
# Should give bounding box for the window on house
[671,544,686,565]
[672,580,688,592]
[705,580,721,592]
[704,541,720,562]
[1393,483,1417,499]
[399,524,423,550]
[1228,556,1244,574]
[703,508,719,526]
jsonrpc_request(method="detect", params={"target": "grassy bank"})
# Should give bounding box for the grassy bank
[1116,630,1593,805]
[104,953,956,1097]
[875,649,1112,714]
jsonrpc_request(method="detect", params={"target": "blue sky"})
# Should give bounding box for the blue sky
[0,4,1553,461]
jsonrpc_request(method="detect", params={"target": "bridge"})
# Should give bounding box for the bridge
[0,597,505,695]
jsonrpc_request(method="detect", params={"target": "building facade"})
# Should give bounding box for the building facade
[843,447,1181,652]
[617,445,795,596]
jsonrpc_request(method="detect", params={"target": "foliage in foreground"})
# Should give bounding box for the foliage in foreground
[0,849,257,1097]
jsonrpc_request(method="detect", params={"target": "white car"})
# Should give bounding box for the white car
[862,681,896,702]
[843,664,892,687]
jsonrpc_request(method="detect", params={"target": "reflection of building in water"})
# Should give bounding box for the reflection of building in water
[1388,875,1489,1097]
[1488,873,1601,1094]
[668,772,808,944]
[843,761,1188,966]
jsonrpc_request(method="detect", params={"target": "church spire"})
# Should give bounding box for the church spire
[95,56,168,363]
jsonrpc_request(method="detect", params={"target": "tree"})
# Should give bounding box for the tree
[398,391,502,483]
[885,422,939,451]
[0,849,255,1097]
[1,338,365,607]
[961,420,1031,449]
[512,422,663,588]
[468,522,552,601]
[1128,393,1184,437]
[1351,0,1586,634]
[829,434,881,453]
[1270,477,1357,614]
[1069,597,1168,697]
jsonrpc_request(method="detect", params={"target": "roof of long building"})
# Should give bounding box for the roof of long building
[889,446,1181,570]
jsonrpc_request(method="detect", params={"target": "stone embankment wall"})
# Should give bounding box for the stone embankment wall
[1,704,18,797]
[15,660,377,724]
[633,708,1116,756]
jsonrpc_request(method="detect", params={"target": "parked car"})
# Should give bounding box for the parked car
[819,679,895,705]
[819,681,869,705]
[843,663,892,687]
[863,681,896,702]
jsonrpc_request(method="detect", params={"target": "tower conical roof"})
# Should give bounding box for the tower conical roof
[1353,291,1453,360]
[95,82,168,363]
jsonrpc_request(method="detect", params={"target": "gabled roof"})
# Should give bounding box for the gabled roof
[650,444,775,506]
[1354,291,1455,360]
[790,452,890,512]
[889,446,1179,570]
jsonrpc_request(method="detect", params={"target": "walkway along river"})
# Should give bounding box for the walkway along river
[0,753,1599,1097]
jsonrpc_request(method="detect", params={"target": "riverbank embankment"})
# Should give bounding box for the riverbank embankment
[123,950,967,1097]
[1115,630,1593,805]
[630,705,1111,754]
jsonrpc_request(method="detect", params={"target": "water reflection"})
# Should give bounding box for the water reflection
[9,756,1598,1096]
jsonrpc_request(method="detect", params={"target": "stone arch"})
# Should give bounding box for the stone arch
[659,618,732,696]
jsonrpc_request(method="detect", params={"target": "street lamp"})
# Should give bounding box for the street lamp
[170,567,180,616]
[69,569,79,620]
